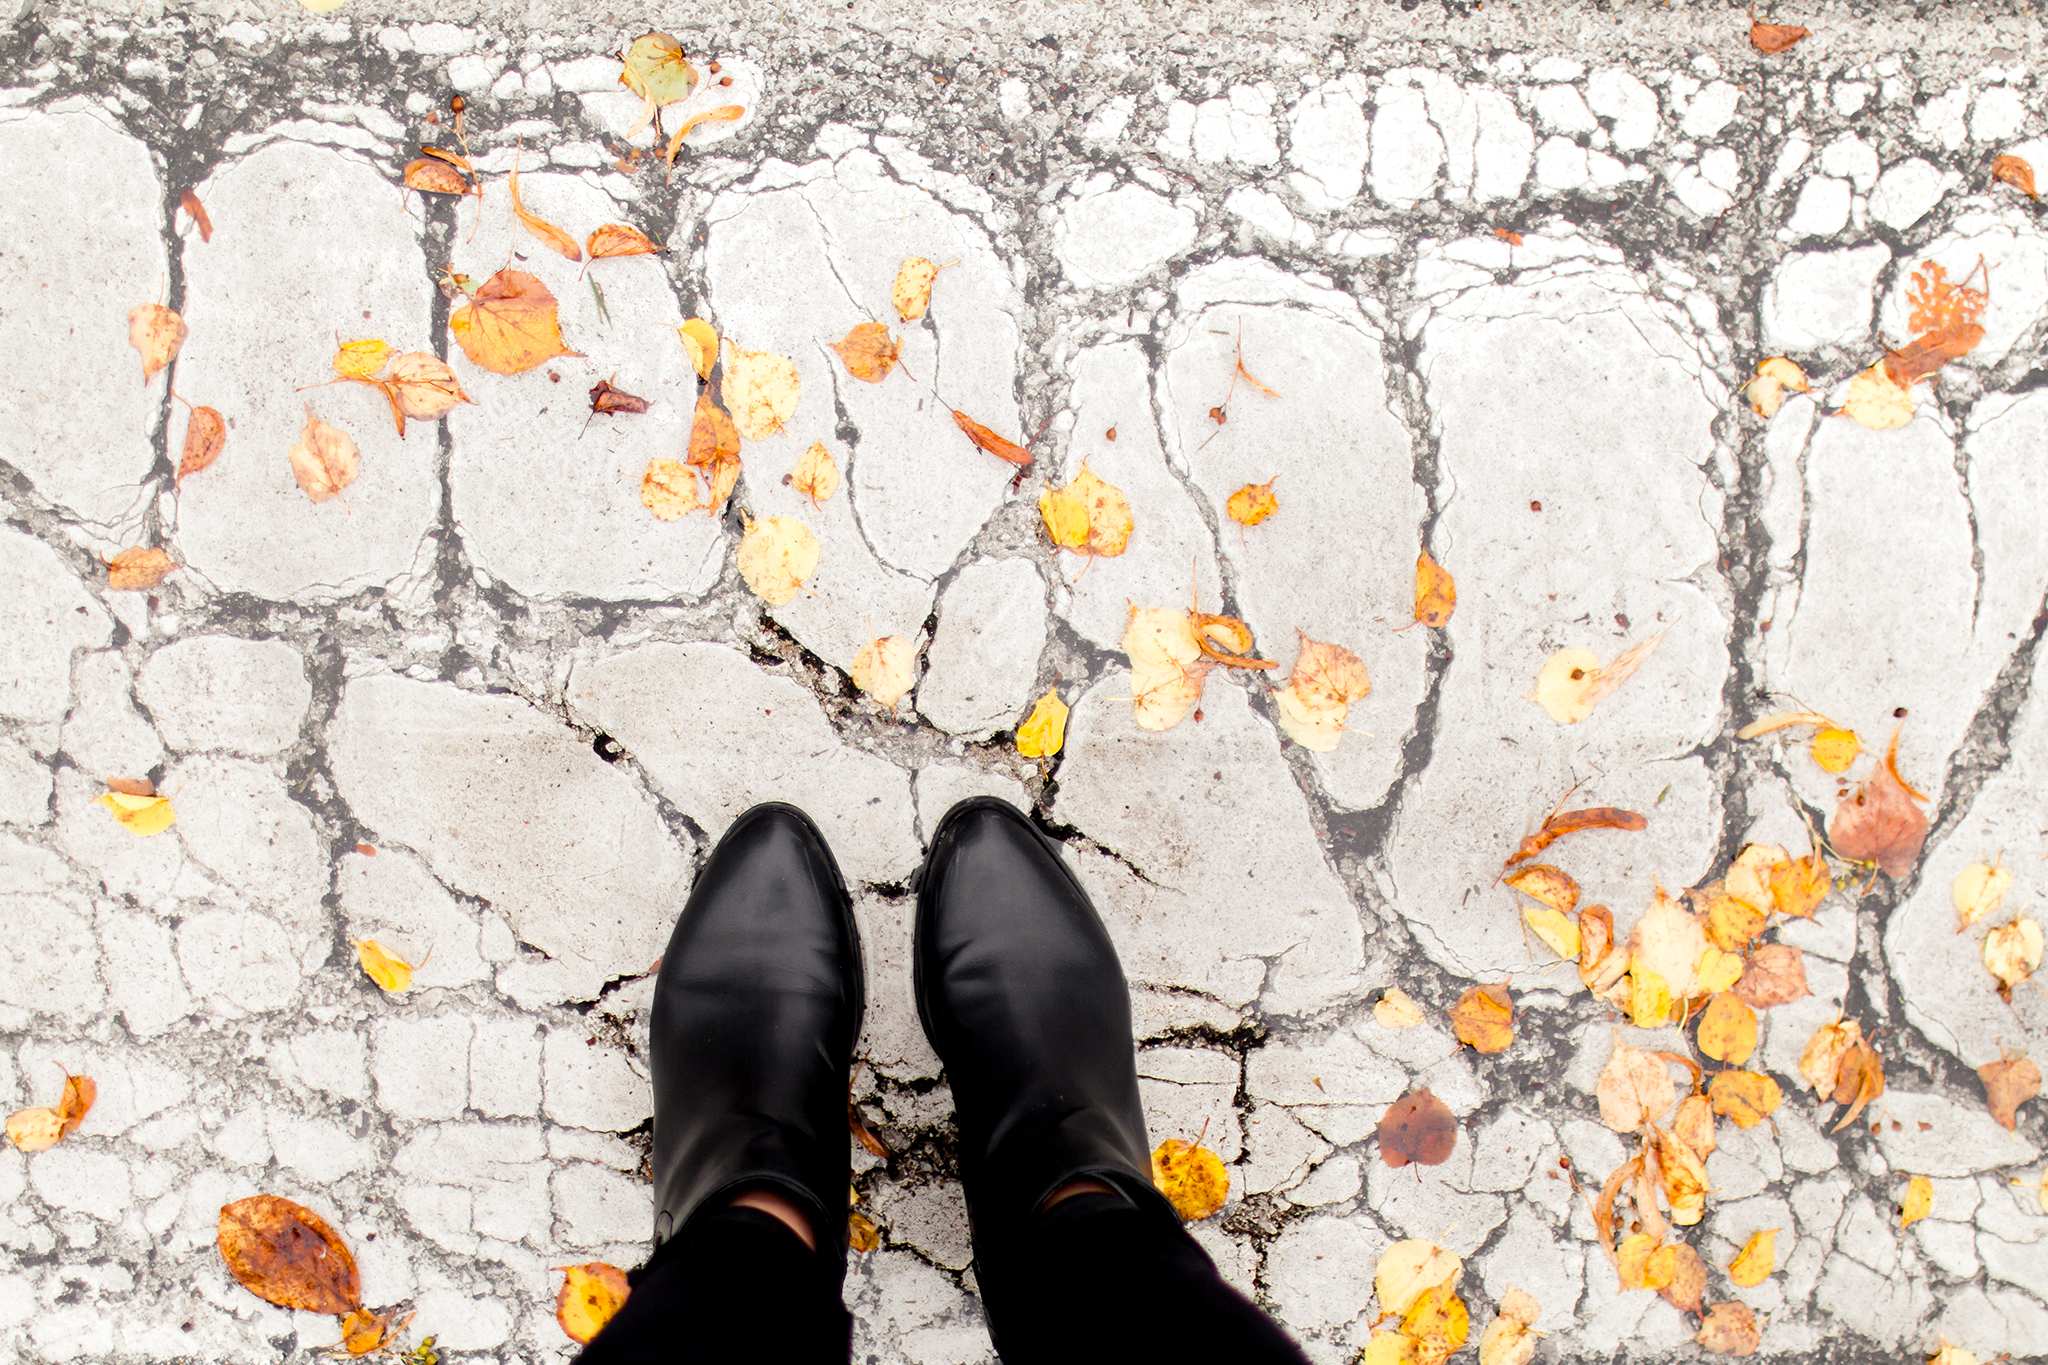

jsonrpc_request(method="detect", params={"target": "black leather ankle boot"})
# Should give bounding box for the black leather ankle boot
[913,798,1180,1272]
[647,803,863,1270]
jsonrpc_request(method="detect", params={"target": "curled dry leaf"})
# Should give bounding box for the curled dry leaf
[1831,1037,1887,1133]
[1151,1137,1230,1220]
[1123,605,1208,732]
[665,106,745,166]
[1708,1070,1784,1129]
[1477,1286,1540,1365]
[1697,992,1759,1066]
[1040,463,1134,560]
[951,409,1030,466]
[128,303,187,384]
[1727,1229,1777,1287]
[1597,1040,1675,1133]
[217,1194,361,1315]
[587,223,663,259]
[1505,805,1647,865]
[848,1209,882,1253]
[1745,356,1810,417]
[1015,688,1068,760]
[178,187,213,241]
[1800,1017,1861,1095]
[1413,549,1456,627]
[1985,916,2044,1000]
[178,404,227,482]
[640,459,700,521]
[289,405,359,506]
[1734,943,1811,1008]
[106,546,178,591]
[1226,477,1280,530]
[1831,728,1929,877]
[95,788,176,835]
[555,1262,631,1344]
[106,776,155,797]
[1887,325,1988,389]
[1530,629,1667,723]
[449,270,581,375]
[1696,1302,1761,1357]
[851,634,916,713]
[1978,1052,2042,1131]
[1375,987,1426,1029]
[790,441,839,505]
[1954,859,2013,933]
[893,256,942,322]
[589,377,651,416]
[675,318,718,379]
[829,321,901,384]
[1374,1239,1463,1318]
[1839,361,1914,429]
[353,938,414,993]
[1750,21,1809,53]
[403,156,474,196]
[339,1308,402,1355]
[1504,864,1579,914]
[1450,983,1514,1055]
[1379,1087,1458,1168]
[1993,153,2040,200]
[737,516,820,607]
[510,162,582,262]
[723,343,801,440]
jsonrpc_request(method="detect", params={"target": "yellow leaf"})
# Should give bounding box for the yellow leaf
[1810,726,1861,772]
[1529,630,1667,723]
[1414,549,1456,627]
[339,1308,398,1355]
[1226,477,1280,530]
[1451,983,1514,1055]
[1274,685,1346,751]
[850,634,916,713]
[1930,1344,1981,1365]
[1696,992,1759,1066]
[1954,860,2013,933]
[1626,961,1674,1028]
[1734,709,1834,740]
[1726,1229,1777,1287]
[1694,944,1745,996]
[1015,689,1069,759]
[298,0,352,12]
[1900,1174,1933,1228]
[848,1209,881,1253]
[5,1107,64,1152]
[1985,916,2044,999]
[555,1262,631,1345]
[1039,463,1134,559]
[1401,1280,1469,1357]
[893,256,942,321]
[790,441,840,505]
[676,318,718,379]
[722,343,801,440]
[1744,356,1810,418]
[1629,889,1707,998]
[1768,847,1832,919]
[1150,1137,1229,1220]
[448,269,581,376]
[332,337,393,379]
[1616,1232,1660,1289]
[1363,1330,1419,1365]
[1375,987,1426,1028]
[737,515,820,606]
[1596,1040,1675,1133]
[1375,1239,1463,1317]
[1708,1070,1784,1129]
[1523,905,1581,961]
[352,938,414,993]
[1654,1126,1709,1226]
[1723,844,1786,911]
[640,459,701,521]
[128,302,187,383]
[1840,361,1915,429]
[94,790,176,836]
[1478,1286,1540,1365]
[1123,605,1207,732]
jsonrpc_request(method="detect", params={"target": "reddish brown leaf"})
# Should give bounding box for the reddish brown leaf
[1749,22,1809,54]
[1505,806,1648,865]
[1733,943,1811,1008]
[1378,1087,1458,1168]
[216,1194,362,1315]
[589,377,651,416]
[178,405,226,483]
[1993,154,2039,201]
[951,409,1030,466]
[105,777,155,797]
[178,187,213,242]
[1978,1053,2043,1132]
[1830,729,1928,878]
[1884,322,1986,387]
[1653,1241,1707,1314]
[1829,1040,1885,1133]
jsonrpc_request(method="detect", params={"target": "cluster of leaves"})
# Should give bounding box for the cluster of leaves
[216,1195,415,1355]
[1361,1239,1539,1365]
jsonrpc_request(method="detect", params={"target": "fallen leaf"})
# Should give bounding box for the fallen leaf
[106,546,178,591]
[128,303,186,383]
[588,377,650,416]
[1523,905,1581,962]
[54,1072,95,1138]
[1124,605,1208,732]
[217,1195,362,1315]
[1654,1125,1709,1225]
[1800,1017,1861,1095]
[1505,864,1580,914]
[620,31,698,107]
[353,939,414,993]
[1629,890,1707,999]
[1578,904,1625,995]
[1886,323,1988,388]
[1830,728,1928,877]
[737,515,819,606]
[1505,806,1647,865]
[1626,961,1675,1028]
[172,404,229,483]
[1830,1037,1886,1133]
[1379,1088,1458,1168]
[379,352,472,435]
[790,441,839,506]
[1598,1041,1676,1133]
[402,155,474,196]
[1477,1287,1540,1365]
[1708,1070,1784,1129]
[951,409,1030,466]
[1363,1330,1417,1365]
[1697,993,1760,1066]
[1401,1279,1469,1360]
[1040,463,1134,559]
[554,1262,630,1344]
[1931,1344,1981,1365]
[94,788,176,835]
[639,459,700,521]
[1696,1302,1760,1356]
[1734,944,1811,1008]
[675,318,718,379]
[1696,944,1745,996]
[587,223,663,258]
[1450,983,1514,1055]
[449,270,580,375]
[340,1308,400,1355]
[1810,726,1861,772]
[851,634,915,713]
[723,343,801,440]
[179,187,214,241]
[1530,630,1667,723]
[1978,1052,2042,1131]
[1750,21,1809,53]
[1151,1138,1229,1220]
[1896,1174,1935,1229]
[1375,1239,1463,1317]
[510,162,582,261]
[106,776,155,797]
[1227,477,1280,529]
[332,338,394,380]
[1735,709,1835,740]
[1954,860,2013,933]
[1908,258,1989,335]
[1413,549,1456,627]
[1375,987,1426,1028]
[1727,1229,1777,1287]
[289,405,359,506]
[1839,361,1915,429]
[4,1107,62,1151]
[1721,843,1784,910]
[829,321,901,384]
[1985,916,2044,1000]
[1768,846,1832,918]
[1993,153,2040,200]
[1275,631,1368,751]
[1744,356,1810,417]
[665,106,745,166]
[1673,1093,1716,1159]
[1015,689,1068,760]
[848,1209,881,1253]
[893,256,942,321]
[1649,1242,1707,1313]
[689,389,741,468]
[1615,1232,1660,1290]
[1697,890,1767,953]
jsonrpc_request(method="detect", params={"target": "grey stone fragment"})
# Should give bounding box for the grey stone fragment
[1914,1220,1980,1278]
[1478,1204,1583,1331]
[1469,1108,1553,1192]
[1371,83,1442,205]
[1936,1284,2048,1359]
[60,651,162,780]
[169,755,328,965]
[916,560,1045,737]
[0,737,51,827]
[1240,1102,1331,1196]
[1813,1252,1930,1348]
[373,1014,472,1122]
[1835,1193,1899,1274]
[1246,1029,1407,1112]
[329,673,691,1005]
[870,1180,973,1271]
[1976,1171,2048,1244]
[551,1162,650,1248]
[1054,180,1199,288]
[1138,1045,1241,1161]
[1706,1120,1782,1201]
[390,1121,549,1254]
[1980,1233,2048,1305]
[909,763,1026,844]
[1286,1152,1360,1206]
[1791,1176,1847,1245]
[543,1029,648,1133]
[851,892,941,1081]
[1874,1092,2039,1176]
[96,907,192,1037]
[1364,1130,1506,1255]
[138,636,311,755]
[0,529,111,725]
[469,1017,540,1118]
[177,909,301,1015]
[845,1250,994,1365]
[1265,1213,1385,1356]
[0,887,101,1026]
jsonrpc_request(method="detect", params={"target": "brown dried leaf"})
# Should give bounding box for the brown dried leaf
[128,303,186,384]
[1750,22,1810,53]
[510,162,582,261]
[951,409,1030,466]
[1734,943,1811,1008]
[403,156,474,196]
[178,187,213,241]
[848,1209,882,1253]
[55,1072,96,1138]
[1650,1241,1707,1314]
[1993,153,2040,200]
[288,405,359,506]
[1885,323,1987,388]
[178,405,227,482]
[1978,1053,2043,1132]
[1830,728,1929,878]
[829,321,901,384]
[689,389,741,468]
[449,269,582,375]
[1505,806,1647,865]
[1379,1088,1458,1168]
[216,1194,361,1315]
[589,376,651,416]
[1696,1302,1761,1356]
[1450,983,1514,1055]
[106,546,177,591]
[1830,1039,1886,1133]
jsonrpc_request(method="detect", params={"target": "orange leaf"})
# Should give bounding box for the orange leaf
[1504,864,1579,914]
[1829,728,1928,878]
[586,223,663,258]
[1414,548,1456,627]
[1505,806,1647,865]
[829,321,902,383]
[128,302,186,384]
[178,187,213,242]
[1885,322,1986,388]
[1768,847,1831,918]
[178,405,227,482]
[554,1262,630,1344]
[376,351,472,435]
[106,546,178,591]
[1596,1040,1674,1133]
[665,104,746,167]
[1749,22,1809,53]
[403,156,474,196]
[1908,259,1988,335]
[216,1194,362,1315]
[1978,1052,2042,1132]
[1450,982,1514,1055]
[288,404,359,505]
[55,1072,96,1138]
[1696,993,1759,1066]
[951,409,1030,466]
[1830,1038,1886,1133]
[340,1308,403,1355]
[688,389,741,469]
[1708,1070,1783,1129]
[449,269,582,375]
[510,163,583,262]
[1993,153,2040,201]
[1227,477,1279,529]
[1379,1088,1458,1168]
[1696,1302,1761,1356]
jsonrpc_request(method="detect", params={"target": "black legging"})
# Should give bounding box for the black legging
[575,1192,1310,1364]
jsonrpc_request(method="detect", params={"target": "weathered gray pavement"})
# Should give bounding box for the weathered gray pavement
[3,2,2048,1361]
